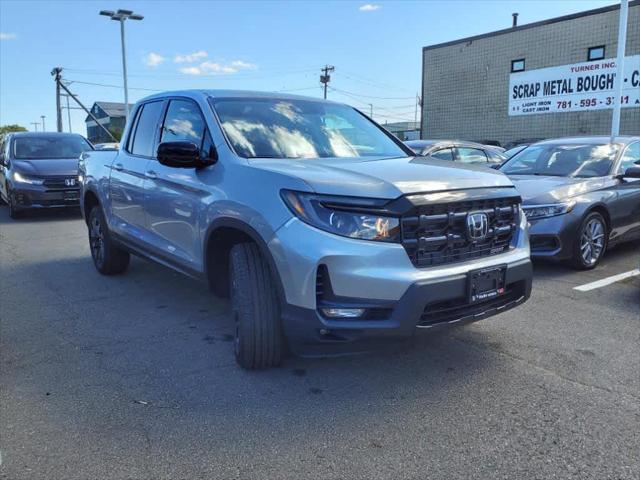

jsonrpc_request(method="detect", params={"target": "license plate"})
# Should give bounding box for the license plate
[468,266,507,303]
[63,191,78,201]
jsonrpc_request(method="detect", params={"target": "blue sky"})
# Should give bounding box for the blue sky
[0,0,618,136]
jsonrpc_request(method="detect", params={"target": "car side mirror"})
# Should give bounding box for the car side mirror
[622,165,640,179]
[157,141,216,168]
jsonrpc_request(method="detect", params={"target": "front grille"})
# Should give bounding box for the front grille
[43,176,79,190]
[401,197,520,267]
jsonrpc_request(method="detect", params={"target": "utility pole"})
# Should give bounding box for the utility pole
[100,9,144,119]
[51,67,63,132]
[61,93,73,133]
[320,65,335,100]
[611,0,629,141]
[30,122,39,132]
[41,115,46,131]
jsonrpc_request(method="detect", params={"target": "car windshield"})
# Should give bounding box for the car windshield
[211,98,407,159]
[501,142,620,177]
[13,136,93,160]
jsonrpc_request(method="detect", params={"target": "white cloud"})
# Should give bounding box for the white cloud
[144,52,165,67]
[359,4,380,11]
[174,50,208,63]
[179,60,257,76]
[230,60,257,70]
[0,32,17,40]
[179,66,202,75]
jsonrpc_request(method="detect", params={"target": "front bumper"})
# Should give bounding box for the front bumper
[10,184,80,210]
[283,258,532,356]
[527,212,580,261]
[270,217,532,356]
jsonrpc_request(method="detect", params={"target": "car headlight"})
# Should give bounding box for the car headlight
[522,201,575,220]
[13,172,44,185]
[281,190,400,242]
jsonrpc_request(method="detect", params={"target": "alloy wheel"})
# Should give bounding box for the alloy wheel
[580,218,605,266]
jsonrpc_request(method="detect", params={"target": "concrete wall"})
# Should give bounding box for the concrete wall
[421,3,640,144]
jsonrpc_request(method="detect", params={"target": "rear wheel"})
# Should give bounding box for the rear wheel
[230,242,283,369]
[88,206,130,275]
[571,212,607,270]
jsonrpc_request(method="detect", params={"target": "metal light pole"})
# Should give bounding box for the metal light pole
[99,9,144,119]
[41,115,46,131]
[611,0,629,141]
[30,122,39,132]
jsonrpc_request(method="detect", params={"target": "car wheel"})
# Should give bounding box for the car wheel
[88,206,130,275]
[571,212,607,270]
[229,242,283,369]
[7,187,23,219]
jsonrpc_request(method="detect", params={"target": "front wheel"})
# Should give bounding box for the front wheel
[571,212,607,270]
[7,188,23,219]
[230,242,284,369]
[88,206,130,275]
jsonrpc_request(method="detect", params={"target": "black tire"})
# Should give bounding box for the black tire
[571,212,607,270]
[88,206,130,275]
[230,242,283,369]
[7,188,23,219]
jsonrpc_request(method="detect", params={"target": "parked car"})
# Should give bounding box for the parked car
[0,132,93,218]
[503,138,544,150]
[404,140,507,167]
[504,144,529,159]
[500,136,640,269]
[79,90,532,369]
[93,142,119,151]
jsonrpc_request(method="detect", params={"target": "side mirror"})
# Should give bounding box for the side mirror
[157,141,216,168]
[622,166,640,179]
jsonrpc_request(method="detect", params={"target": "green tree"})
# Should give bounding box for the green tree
[108,126,123,142]
[0,124,27,138]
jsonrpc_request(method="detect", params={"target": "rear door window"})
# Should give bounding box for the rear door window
[457,147,488,163]
[130,101,164,157]
[429,148,454,161]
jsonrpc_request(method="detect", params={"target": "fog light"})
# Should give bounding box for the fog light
[320,308,366,318]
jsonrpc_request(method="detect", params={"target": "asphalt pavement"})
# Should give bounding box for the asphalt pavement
[1,208,638,480]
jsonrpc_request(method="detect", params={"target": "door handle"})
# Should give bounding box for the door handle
[113,163,123,171]
[146,170,158,180]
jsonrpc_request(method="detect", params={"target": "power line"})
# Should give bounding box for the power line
[69,79,162,92]
[329,86,414,100]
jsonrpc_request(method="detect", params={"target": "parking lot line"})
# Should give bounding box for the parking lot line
[573,269,640,292]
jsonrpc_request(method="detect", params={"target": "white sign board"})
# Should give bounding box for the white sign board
[509,55,640,116]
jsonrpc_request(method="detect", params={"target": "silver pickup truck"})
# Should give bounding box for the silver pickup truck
[79,90,532,369]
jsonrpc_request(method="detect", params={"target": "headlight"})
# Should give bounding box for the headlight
[13,172,44,185]
[522,201,575,220]
[281,190,400,242]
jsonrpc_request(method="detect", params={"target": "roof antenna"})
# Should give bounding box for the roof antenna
[512,13,519,28]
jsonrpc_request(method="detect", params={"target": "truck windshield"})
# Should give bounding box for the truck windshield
[13,136,93,160]
[211,98,407,159]
[501,143,619,178]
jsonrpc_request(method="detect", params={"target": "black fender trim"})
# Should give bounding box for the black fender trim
[203,218,287,306]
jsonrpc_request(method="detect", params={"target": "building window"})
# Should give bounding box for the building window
[588,45,605,61]
[511,59,525,73]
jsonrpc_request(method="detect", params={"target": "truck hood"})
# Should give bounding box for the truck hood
[12,159,79,177]
[248,156,513,198]
[507,174,604,204]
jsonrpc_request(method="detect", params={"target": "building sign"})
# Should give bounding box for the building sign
[509,55,640,116]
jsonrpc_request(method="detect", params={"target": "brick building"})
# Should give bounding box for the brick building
[420,1,640,145]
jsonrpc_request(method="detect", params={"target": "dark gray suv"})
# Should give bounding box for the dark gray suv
[0,132,93,218]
